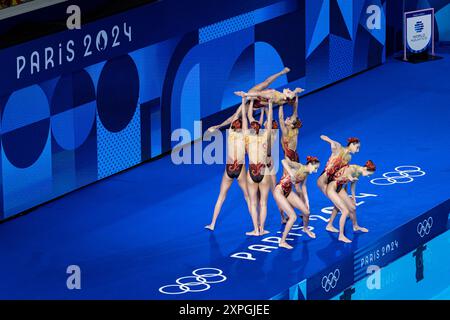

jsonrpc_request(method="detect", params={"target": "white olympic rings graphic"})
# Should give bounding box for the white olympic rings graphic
[159,268,227,295]
[321,269,340,292]
[417,217,433,238]
[370,166,426,186]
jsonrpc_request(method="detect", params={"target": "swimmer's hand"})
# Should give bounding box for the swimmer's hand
[207,126,218,133]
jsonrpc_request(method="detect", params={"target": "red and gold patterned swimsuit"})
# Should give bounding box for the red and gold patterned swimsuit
[226,160,243,179]
[332,165,362,192]
[278,165,308,197]
[226,129,245,179]
[249,163,266,183]
[252,89,294,108]
[282,129,299,162]
[323,148,352,182]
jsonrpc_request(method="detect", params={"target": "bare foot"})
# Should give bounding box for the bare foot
[338,234,352,243]
[246,230,260,236]
[303,229,316,239]
[259,227,270,236]
[326,225,339,233]
[281,67,291,74]
[205,224,215,231]
[354,226,369,233]
[279,241,293,249]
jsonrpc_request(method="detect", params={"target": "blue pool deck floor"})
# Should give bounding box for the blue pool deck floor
[0,52,449,299]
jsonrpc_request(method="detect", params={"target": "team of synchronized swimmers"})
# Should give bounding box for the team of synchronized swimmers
[205,68,376,249]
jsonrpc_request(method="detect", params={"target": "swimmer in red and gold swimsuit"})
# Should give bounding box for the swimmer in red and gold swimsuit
[246,89,295,119]
[317,136,361,196]
[244,97,275,236]
[207,68,291,133]
[325,160,376,243]
[275,98,304,223]
[205,99,251,231]
[237,87,304,124]
[273,156,321,249]
[279,99,302,162]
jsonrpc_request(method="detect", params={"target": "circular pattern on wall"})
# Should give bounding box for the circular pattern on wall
[51,70,97,150]
[97,55,140,133]
[1,85,50,168]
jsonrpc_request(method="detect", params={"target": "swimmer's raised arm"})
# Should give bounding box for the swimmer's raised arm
[278,104,288,135]
[292,96,298,118]
[258,107,265,124]
[242,97,249,131]
[207,105,242,132]
[320,135,342,152]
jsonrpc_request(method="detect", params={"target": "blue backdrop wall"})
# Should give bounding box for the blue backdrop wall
[0,0,386,221]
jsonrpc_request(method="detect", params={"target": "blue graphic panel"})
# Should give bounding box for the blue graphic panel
[180,64,201,141]
[435,4,450,42]
[337,0,353,38]
[1,86,50,169]
[85,62,106,93]
[1,85,49,133]
[199,11,256,43]
[201,28,255,114]
[51,102,96,151]
[51,71,97,151]
[307,0,330,58]
[306,36,330,91]
[199,0,297,43]
[150,106,162,158]
[130,38,180,104]
[97,107,141,179]
[97,55,140,133]
[221,44,255,110]
[254,42,288,89]
[2,134,52,218]
[329,35,354,82]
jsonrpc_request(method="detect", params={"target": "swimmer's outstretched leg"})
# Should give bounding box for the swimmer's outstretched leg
[206,172,233,231]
